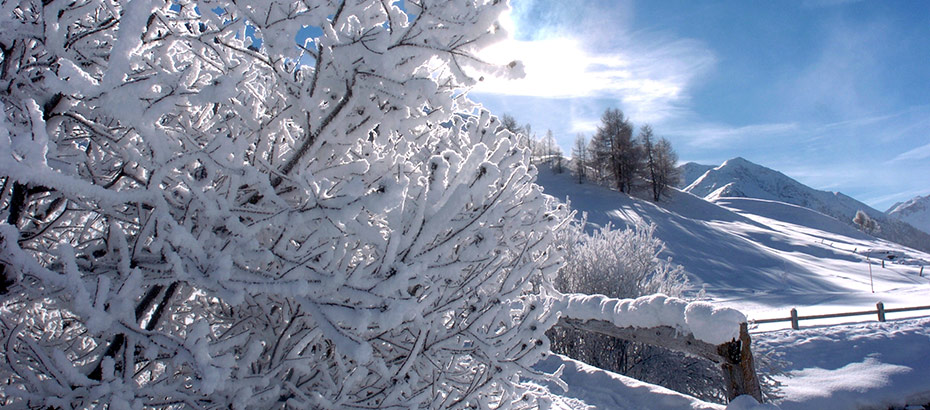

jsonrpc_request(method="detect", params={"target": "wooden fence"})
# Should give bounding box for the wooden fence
[556,318,763,402]
[752,303,930,330]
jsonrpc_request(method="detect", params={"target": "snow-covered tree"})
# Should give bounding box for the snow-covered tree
[853,210,879,234]
[0,1,568,408]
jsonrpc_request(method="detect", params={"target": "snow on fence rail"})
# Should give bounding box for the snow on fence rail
[751,303,930,330]
[552,293,763,402]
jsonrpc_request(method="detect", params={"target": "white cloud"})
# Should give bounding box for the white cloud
[473,26,714,123]
[568,118,600,134]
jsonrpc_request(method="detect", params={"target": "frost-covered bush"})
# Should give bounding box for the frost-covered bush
[0,0,568,408]
[553,219,685,298]
[548,218,727,402]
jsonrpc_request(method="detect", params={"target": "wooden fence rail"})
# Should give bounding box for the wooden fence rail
[752,303,930,330]
[556,318,763,402]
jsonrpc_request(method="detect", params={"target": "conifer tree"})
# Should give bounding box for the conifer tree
[590,108,637,193]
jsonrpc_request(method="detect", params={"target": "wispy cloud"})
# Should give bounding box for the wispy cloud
[784,16,897,124]
[808,108,930,144]
[893,142,930,161]
[468,0,929,212]
[665,122,799,147]
[779,163,870,188]
[473,13,714,124]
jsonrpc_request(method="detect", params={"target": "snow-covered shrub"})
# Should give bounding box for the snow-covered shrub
[553,218,685,299]
[548,218,726,402]
[0,0,568,408]
[853,209,880,234]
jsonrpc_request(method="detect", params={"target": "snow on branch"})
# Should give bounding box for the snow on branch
[0,0,568,408]
[554,293,747,346]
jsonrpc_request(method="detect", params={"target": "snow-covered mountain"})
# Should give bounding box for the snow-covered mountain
[887,194,930,236]
[536,166,930,311]
[676,162,715,188]
[683,157,930,253]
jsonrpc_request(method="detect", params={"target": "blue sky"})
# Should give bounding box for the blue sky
[470,0,930,211]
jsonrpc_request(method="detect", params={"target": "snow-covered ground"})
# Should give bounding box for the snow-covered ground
[533,318,930,410]
[534,165,930,409]
[536,167,930,321]
[755,317,930,410]
[533,354,726,410]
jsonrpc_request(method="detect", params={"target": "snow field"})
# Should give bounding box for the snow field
[753,317,930,409]
[535,163,930,408]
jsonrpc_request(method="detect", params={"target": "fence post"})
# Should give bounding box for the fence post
[719,323,764,403]
[877,302,885,322]
[921,266,924,277]
[868,252,874,293]
[790,308,799,330]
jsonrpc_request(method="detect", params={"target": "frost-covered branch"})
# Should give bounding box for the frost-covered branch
[0,0,566,408]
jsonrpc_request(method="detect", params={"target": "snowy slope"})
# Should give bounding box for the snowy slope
[533,354,725,410]
[754,317,930,410]
[683,157,930,253]
[887,194,930,236]
[536,319,930,410]
[535,166,930,409]
[536,167,930,317]
[677,162,715,188]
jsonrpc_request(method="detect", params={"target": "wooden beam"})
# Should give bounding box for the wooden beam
[555,318,764,403]
[556,318,722,363]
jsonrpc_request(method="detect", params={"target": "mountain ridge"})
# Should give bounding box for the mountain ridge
[676,162,715,189]
[680,157,930,253]
[887,194,930,236]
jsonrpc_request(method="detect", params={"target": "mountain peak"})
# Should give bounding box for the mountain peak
[721,156,753,167]
[683,158,930,253]
[887,194,930,235]
[887,193,930,213]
